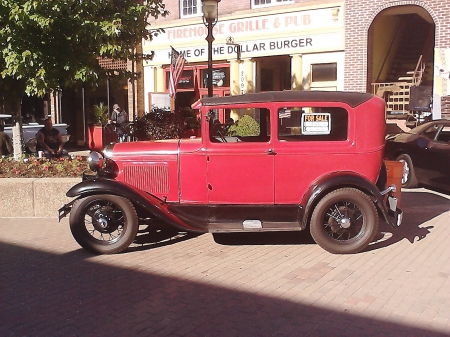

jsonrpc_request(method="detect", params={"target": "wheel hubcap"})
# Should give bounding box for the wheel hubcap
[325,202,363,241]
[399,159,409,184]
[340,217,351,229]
[92,207,120,233]
[85,202,124,242]
[97,217,108,229]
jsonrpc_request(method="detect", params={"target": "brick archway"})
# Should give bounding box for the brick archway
[344,1,439,93]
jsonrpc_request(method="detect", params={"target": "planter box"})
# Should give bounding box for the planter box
[87,124,117,152]
[0,178,81,218]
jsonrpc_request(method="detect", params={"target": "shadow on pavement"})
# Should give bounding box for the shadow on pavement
[130,220,201,252]
[213,189,450,253]
[130,189,450,253]
[212,230,315,246]
[1,241,449,337]
[367,189,450,252]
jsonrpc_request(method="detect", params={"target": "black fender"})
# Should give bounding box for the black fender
[66,178,207,233]
[300,172,398,229]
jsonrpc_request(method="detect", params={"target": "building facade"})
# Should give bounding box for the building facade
[142,0,450,125]
[33,0,450,145]
[345,0,450,119]
[143,0,344,122]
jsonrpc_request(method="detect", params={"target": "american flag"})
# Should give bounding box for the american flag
[169,46,186,98]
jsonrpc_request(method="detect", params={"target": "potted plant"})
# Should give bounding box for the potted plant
[92,102,108,125]
[88,103,115,151]
[227,115,260,136]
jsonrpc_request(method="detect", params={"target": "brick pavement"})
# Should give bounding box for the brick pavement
[1,188,450,336]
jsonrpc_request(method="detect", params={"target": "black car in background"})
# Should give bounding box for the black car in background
[384,120,450,191]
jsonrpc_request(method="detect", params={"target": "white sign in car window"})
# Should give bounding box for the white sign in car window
[301,113,331,135]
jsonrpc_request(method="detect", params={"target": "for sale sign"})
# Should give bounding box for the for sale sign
[301,113,331,135]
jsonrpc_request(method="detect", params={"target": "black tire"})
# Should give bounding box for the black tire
[396,154,418,188]
[69,194,138,254]
[25,138,37,154]
[310,188,379,254]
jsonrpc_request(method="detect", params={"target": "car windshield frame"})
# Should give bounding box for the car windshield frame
[409,121,447,135]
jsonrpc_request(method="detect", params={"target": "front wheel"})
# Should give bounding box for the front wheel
[310,188,378,254]
[69,194,138,254]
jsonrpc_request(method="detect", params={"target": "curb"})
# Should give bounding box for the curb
[0,178,81,218]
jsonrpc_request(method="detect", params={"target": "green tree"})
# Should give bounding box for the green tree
[0,0,167,158]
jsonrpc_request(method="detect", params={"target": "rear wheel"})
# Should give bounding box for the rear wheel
[396,154,418,188]
[310,188,378,254]
[69,194,138,254]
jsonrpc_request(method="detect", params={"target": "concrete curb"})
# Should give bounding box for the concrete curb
[0,178,81,218]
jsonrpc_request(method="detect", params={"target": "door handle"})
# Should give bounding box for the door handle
[266,148,276,155]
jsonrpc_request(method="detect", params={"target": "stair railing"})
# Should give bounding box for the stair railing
[411,55,424,86]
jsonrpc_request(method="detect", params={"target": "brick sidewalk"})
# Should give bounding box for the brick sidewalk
[1,188,449,336]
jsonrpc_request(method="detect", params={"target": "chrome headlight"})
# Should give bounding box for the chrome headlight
[103,143,115,159]
[88,151,104,172]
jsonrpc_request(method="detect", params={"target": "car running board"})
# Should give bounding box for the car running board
[208,221,302,233]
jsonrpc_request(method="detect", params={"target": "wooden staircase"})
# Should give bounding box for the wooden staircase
[371,14,433,116]
[372,56,425,114]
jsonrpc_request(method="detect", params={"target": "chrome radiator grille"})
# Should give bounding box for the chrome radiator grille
[123,163,170,194]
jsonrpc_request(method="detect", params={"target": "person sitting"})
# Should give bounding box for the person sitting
[108,104,129,142]
[0,121,13,157]
[36,117,67,158]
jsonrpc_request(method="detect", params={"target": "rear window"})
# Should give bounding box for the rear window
[278,106,348,141]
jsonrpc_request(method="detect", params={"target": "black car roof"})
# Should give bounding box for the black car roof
[200,91,374,108]
[410,119,450,134]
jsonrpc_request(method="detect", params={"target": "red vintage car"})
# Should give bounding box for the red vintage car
[59,91,402,255]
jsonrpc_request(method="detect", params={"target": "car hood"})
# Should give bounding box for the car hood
[110,138,203,159]
[389,132,416,143]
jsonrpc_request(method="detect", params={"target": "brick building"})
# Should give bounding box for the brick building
[345,0,450,119]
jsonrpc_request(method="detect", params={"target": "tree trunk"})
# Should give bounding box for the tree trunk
[11,99,23,160]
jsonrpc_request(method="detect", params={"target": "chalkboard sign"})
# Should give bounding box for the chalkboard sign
[148,93,171,110]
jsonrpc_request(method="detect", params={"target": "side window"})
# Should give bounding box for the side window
[421,124,440,140]
[436,126,450,143]
[278,106,348,141]
[209,108,270,143]
[180,0,202,18]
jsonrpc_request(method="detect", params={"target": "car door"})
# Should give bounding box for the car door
[419,125,450,188]
[274,104,354,204]
[206,107,274,205]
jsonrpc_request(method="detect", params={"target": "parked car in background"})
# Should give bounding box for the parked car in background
[384,120,450,190]
[0,115,69,153]
[59,91,402,255]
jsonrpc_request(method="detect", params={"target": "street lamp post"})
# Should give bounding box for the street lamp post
[201,0,221,97]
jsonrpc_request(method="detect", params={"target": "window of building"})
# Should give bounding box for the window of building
[200,68,230,88]
[165,69,195,91]
[181,0,202,18]
[253,0,293,8]
[311,63,338,82]
[278,106,348,141]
